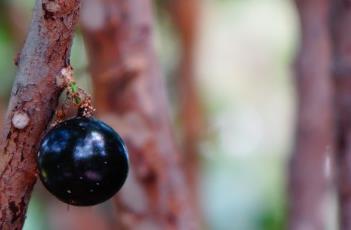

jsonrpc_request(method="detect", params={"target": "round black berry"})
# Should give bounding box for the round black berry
[37,117,129,206]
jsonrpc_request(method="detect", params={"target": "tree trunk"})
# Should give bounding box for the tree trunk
[330,1,351,229]
[288,0,333,229]
[47,203,113,230]
[81,0,198,229]
[0,0,80,229]
[167,0,205,224]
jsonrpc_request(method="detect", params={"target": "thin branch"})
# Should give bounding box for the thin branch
[288,0,333,229]
[0,0,80,228]
[81,0,199,228]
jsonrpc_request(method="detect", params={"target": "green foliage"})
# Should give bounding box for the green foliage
[0,23,15,99]
[23,195,48,230]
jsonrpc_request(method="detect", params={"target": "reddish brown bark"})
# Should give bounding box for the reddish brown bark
[167,0,205,224]
[288,0,333,229]
[330,1,351,229]
[81,0,198,229]
[0,0,80,229]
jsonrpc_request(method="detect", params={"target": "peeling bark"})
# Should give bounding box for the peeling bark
[330,1,351,229]
[0,0,80,229]
[81,0,198,229]
[288,0,333,229]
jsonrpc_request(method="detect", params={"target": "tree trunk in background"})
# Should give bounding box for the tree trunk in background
[288,0,333,229]
[48,203,113,230]
[0,102,3,130]
[81,0,198,229]
[0,1,28,47]
[0,0,80,229]
[167,0,205,225]
[330,1,351,229]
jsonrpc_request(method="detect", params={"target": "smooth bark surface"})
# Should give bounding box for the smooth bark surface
[330,1,351,229]
[288,0,333,229]
[81,0,198,229]
[0,0,80,228]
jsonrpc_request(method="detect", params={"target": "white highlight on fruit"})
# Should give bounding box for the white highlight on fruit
[67,190,72,194]
[12,112,30,129]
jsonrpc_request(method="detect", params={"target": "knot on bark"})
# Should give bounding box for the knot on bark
[12,112,30,129]
[42,0,79,19]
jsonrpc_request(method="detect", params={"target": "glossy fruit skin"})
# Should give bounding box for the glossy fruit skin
[37,117,129,206]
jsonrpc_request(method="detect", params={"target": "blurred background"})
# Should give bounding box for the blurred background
[0,0,299,229]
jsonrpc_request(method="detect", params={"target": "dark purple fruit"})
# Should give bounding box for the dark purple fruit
[37,117,129,206]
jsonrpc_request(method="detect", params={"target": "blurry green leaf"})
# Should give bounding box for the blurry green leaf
[23,194,48,230]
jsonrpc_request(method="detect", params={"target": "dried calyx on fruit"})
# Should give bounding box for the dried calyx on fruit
[54,66,95,123]
[37,66,129,206]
